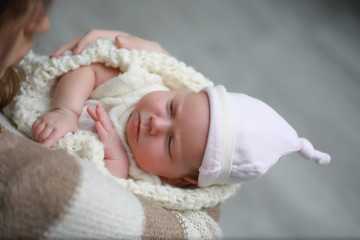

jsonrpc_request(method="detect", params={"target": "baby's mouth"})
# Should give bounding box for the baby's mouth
[126,112,140,143]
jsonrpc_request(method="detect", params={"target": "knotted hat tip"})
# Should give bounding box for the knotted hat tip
[299,138,331,165]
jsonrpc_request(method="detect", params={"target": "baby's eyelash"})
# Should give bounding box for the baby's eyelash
[169,100,174,116]
[168,135,172,158]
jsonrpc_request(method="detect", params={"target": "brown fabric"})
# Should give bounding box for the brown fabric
[136,194,187,240]
[0,126,81,239]
[205,204,221,222]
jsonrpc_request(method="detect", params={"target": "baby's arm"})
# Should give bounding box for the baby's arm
[87,104,129,178]
[32,63,120,147]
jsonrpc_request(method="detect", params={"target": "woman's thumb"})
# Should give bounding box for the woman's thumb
[115,35,131,49]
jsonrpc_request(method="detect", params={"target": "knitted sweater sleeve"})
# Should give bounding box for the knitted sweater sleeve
[0,113,222,239]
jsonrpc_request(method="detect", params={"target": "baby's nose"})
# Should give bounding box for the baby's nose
[149,115,171,136]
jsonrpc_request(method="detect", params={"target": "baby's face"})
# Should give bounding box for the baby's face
[126,90,210,180]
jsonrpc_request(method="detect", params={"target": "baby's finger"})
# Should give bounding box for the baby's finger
[87,106,99,122]
[96,104,113,132]
[38,126,54,143]
[32,119,46,140]
[95,121,109,141]
[42,129,63,147]
[31,119,40,138]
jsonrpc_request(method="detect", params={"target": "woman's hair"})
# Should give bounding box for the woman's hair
[0,0,51,110]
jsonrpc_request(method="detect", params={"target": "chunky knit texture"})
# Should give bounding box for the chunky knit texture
[5,39,239,211]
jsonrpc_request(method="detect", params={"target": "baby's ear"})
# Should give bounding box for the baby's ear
[166,177,198,187]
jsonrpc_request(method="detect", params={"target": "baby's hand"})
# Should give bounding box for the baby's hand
[32,108,79,147]
[87,104,121,159]
[87,104,129,178]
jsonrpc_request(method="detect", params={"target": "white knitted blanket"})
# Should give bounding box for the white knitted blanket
[5,39,239,210]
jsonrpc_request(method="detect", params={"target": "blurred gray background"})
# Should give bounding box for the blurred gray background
[34,0,360,239]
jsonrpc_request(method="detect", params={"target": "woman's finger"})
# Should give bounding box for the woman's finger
[51,36,82,57]
[74,29,129,53]
[115,35,170,55]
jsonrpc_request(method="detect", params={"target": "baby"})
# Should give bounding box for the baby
[32,62,209,186]
[32,53,331,188]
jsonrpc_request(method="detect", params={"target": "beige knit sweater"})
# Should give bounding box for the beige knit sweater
[0,116,222,239]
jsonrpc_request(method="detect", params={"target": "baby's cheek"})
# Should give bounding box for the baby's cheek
[133,150,150,169]
[134,148,162,174]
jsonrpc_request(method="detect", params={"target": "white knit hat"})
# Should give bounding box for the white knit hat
[198,85,331,187]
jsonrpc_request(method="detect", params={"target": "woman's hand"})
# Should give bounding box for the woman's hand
[51,29,169,58]
[113,33,170,55]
